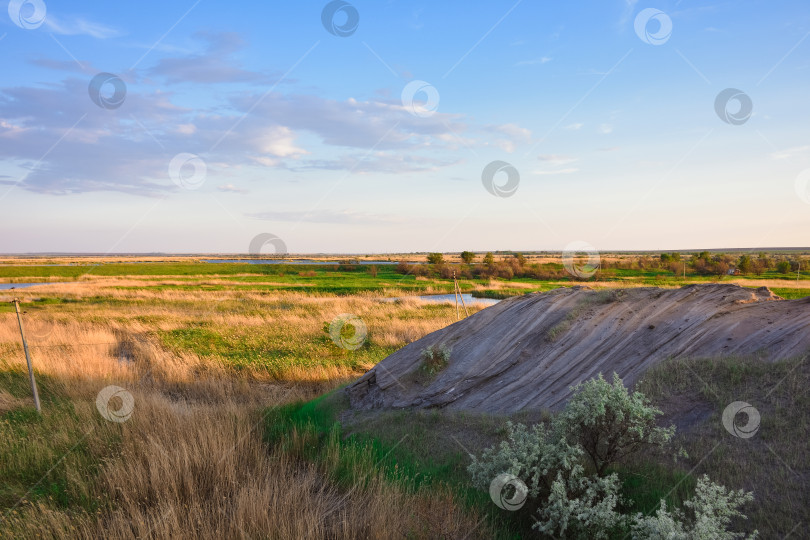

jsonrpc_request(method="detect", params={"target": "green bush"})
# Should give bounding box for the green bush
[460,251,476,264]
[427,253,444,265]
[420,345,451,376]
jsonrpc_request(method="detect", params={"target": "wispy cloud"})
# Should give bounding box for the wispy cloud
[148,32,276,84]
[564,123,583,131]
[538,154,578,166]
[770,145,810,160]
[246,209,399,224]
[533,167,579,175]
[487,123,532,153]
[29,58,96,73]
[217,184,248,194]
[44,15,121,39]
[296,152,456,174]
[0,72,468,194]
[514,57,552,67]
[618,0,640,28]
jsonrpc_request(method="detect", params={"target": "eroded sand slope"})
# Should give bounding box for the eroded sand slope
[347,284,810,413]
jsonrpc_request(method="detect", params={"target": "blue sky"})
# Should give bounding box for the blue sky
[1,0,809,254]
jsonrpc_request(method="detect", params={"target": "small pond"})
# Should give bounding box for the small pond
[382,293,501,306]
[0,282,58,290]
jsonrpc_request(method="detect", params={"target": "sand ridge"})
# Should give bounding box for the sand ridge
[347,284,810,413]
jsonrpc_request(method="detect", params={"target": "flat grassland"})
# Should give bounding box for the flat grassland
[0,256,807,538]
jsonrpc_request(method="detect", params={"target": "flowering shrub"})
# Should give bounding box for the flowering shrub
[558,373,675,475]
[534,464,624,538]
[631,475,757,539]
[469,373,755,538]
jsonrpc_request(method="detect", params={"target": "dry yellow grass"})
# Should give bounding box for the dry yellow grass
[1,282,481,381]
[5,390,487,539]
[724,277,810,289]
[0,279,495,539]
[0,389,18,414]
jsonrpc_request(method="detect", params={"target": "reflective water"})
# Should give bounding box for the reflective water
[382,293,501,306]
[0,282,55,290]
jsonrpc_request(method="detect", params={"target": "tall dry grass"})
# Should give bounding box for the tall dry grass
[1,390,489,539]
[1,282,482,383]
[0,282,493,539]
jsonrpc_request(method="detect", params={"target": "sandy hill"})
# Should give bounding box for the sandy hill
[347,284,810,413]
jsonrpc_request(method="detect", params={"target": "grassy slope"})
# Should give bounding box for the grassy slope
[267,355,808,538]
[0,368,121,517]
[263,391,527,538]
[635,355,809,538]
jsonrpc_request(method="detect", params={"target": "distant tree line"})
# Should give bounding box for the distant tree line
[398,252,568,281]
[395,251,805,281]
[603,251,803,277]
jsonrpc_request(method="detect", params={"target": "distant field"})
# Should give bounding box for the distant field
[2,259,808,384]
[2,257,809,298]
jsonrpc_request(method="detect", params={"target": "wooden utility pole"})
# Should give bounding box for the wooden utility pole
[452,271,468,319]
[452,271,460,320]
[12,299,41,413]
[457,280,469,317]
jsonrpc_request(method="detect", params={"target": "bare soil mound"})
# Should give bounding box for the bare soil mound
[347,284,810,413]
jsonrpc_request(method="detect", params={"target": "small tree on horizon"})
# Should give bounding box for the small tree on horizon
[427,252,444,265]
[738,254,753,274]
[483,252,495,266]
[460,251,476,264]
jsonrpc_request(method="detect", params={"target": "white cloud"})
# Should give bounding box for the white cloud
[599,124,614,134]
[493,140,517,153]
[564,123,583,131]
[255,126,307,159]
[494,123,532,140]
[250,157,281,167]
[0,34,500,196]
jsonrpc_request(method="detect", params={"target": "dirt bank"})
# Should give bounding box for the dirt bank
[347,284,810,413]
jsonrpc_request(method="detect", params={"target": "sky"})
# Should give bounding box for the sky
[1,0,809,254]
